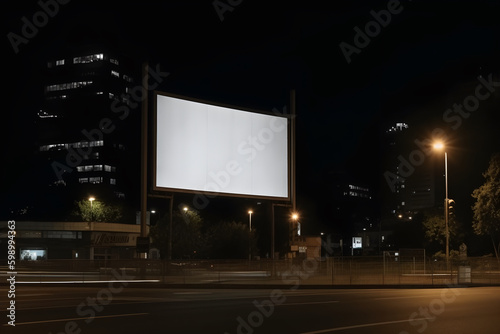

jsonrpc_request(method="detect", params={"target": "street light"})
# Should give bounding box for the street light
[291,212,301,239]
[248,210,253,232]
[89,197,95,222]
[433,141,450,266]
[248,210,253,260]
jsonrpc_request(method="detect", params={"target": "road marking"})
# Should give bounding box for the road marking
[300,317,428,333]
[4,312,149,326]
[373,295,431,300]
[282,300,339,306]
[17,279,160,284]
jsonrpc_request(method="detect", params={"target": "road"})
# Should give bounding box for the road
[1,284,499,334]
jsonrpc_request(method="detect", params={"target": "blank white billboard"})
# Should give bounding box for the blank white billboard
[154,93,289,199]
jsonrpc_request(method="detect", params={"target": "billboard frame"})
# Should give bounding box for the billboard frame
[152,90,292,201]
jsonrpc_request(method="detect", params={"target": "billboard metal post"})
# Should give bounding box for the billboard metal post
[168,194,173,260]
[270,89,296,260]
[140,62,149,242]
[290,89,296,213]
[271,203,275,259]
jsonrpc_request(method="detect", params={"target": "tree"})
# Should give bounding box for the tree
[205,221,258,259]
[422,212,459,250]
[149,209,205,259]
[172,210,205,259]
[72,200,123,223]
[471,153,500,260]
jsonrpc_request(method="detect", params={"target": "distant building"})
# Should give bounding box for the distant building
[381,122,435,221]
[0,220,146,260]
[328,171,377,252]
[34,31,139,219]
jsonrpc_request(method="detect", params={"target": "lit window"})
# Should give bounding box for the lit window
[73,53,104,64]
[46,81,93,92]
[52,180,66,186]
[56,59,65,66]
[110,178,116,185]
[79,178,89,183]
[89,177,103,184]
[110,58,119,65]
[104,165,112,172]
[40,140,103,152]
[111,70,119,78]
[94,165,103,171]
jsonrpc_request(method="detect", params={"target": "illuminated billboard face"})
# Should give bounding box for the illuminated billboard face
[155,93,288,199]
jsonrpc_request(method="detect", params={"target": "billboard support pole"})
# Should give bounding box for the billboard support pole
[168,193,174,260]
[148,193,174,259]
[140,62,149,243]
[291,89,296,212]
[271,203,275,259]
[270,89,296,261]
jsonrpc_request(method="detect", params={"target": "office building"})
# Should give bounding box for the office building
[35,30,139,220]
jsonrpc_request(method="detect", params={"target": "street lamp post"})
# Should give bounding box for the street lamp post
[291,213,299,242]
[433,142,449,266]
[248,210,253,260]
[89,197,95,222]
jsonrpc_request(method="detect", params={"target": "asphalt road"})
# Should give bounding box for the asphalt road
[1,284,499,334]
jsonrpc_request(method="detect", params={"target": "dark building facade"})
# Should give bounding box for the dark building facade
[34,33,140,220]
[381,122,436,221]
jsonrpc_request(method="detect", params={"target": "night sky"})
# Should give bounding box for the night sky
[2,0,500,236]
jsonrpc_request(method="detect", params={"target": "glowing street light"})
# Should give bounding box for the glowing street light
[183,206,188,213]
[89,197,95,222]
[433,142,444,150]
[291,212,301,238]
[433,141,450,266]
[248,210,253,231]
[248,210,253,260]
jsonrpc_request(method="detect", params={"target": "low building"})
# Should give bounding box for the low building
[290,236,322,259]
[0,221,147,260]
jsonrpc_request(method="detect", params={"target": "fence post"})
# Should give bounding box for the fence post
[432,259,434,285]
[331,257,334,285]
[398,257,401,285]
[382,254,385,285]
[349,259,352,285]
